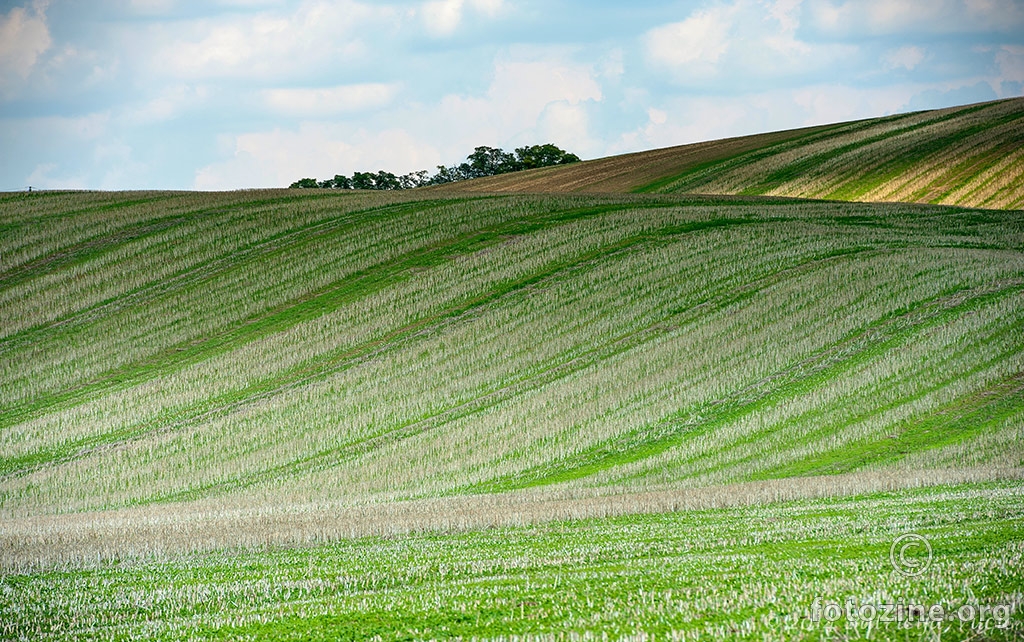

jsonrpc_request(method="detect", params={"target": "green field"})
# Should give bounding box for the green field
[4,484,1021,640]
[2,103,1024,639]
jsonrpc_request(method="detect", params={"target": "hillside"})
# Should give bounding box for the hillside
[442,97,1024,209]
[2,188,1022,565]
[2,105,1024,638]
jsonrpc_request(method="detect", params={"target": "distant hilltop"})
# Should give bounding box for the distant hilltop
[290,143,580,191]
[438,97,1024,210]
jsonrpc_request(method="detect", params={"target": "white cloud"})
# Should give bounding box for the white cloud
[422,0,463,36]
[1,112,110,189]
[598,48,624,80]
[490,57,602,109]
[26,163,88,190]
[93,140,150,190]
[644,6,735,74]
[124,85,209,124]
[759,0,812,57]
[884,45,926,70]
[644,1,856,83]
[790,84,919,124]
[761,0,803,32]
[536,101,600,157]
[420,0,504,37]
[613,97,751,153]
[7,0,1013,192]
[261,83,400,117]
[194,125,442,189]
[995,45,1024,84]
[154,1,385,79]
[611,84,921,154]
[471,0,503,15]
[193,51,603,189]
[216,0,283,6]
[432,55,603,153]
[0,0,51,91]
[24,112,111,141]
[129,0,176,14]
[808,0,1024,34]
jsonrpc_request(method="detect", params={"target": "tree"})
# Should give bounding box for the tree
[350,172,375,189]
[290,142,580,189]
[427,165,461,185]
[400,170,429,190]
[462,146,518,178]
[373,170,401,190]
[515,144,580,170]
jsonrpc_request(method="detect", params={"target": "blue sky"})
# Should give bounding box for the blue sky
[1,0,1022,190]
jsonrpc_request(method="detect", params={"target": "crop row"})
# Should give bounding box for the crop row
[647,99,1024,209]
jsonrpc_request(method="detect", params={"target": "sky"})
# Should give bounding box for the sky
[1,0,1023,191]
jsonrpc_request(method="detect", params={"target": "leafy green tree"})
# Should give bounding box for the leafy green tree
[350,172,376,190]
[462,146,518,178]
[374,170,401,190]
[400,170,430,189]
[290,143,580,189]
[515,144,581,169]
[427,165,461,185]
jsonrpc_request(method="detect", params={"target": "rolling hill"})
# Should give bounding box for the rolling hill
[2,99,1024,639]
[2,189,1021,550]
[442,97,1024,209]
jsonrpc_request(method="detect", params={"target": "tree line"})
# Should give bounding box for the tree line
[289,143,580,190]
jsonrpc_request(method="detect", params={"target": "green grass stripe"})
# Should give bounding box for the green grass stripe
[451,246,893,493]
[919,142,1024,204]
[1,198,562,430]
[0,202,691,480]
[692,317,1024,483]
[0,212,199,291]
[469,278,1023,492]
[632,111,924,194]
[0,193,175,226]
[117,217,782,505]
[741,102,1002,197]
[628,124,842,194]
[755,371,1024,479]
[0,196,472,352]
[823,108,1024,202]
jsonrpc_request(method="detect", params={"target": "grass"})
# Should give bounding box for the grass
[3,194,1022,519]
[1,100,1023,639]
[2,482,1021,640]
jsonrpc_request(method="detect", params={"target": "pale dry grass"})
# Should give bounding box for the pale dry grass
[2,467,1020,572]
